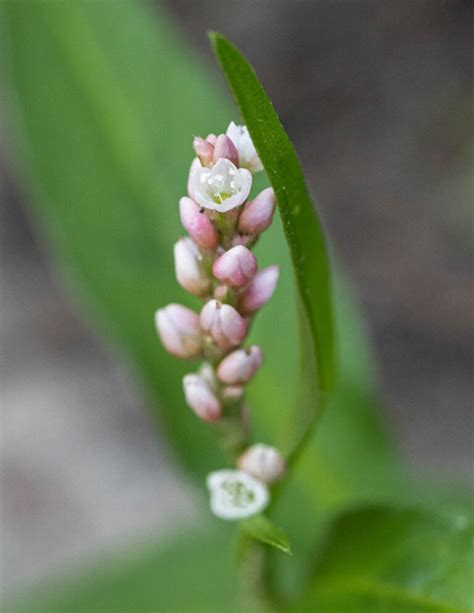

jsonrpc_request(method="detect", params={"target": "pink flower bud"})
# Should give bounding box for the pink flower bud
[212,245,257,288]
[237,444,286,484]
[239,265,279,314]
[213,134,239,166]
[183,373,221,422]
[193,137,214,166]
[174,238,211,297]
[187,158,202,200]
[206,133,217,146]
[155,304,202,359]
[217,346,263,385]
[179,197,219,251]
[200,299,248,349]
[238,187,276,235]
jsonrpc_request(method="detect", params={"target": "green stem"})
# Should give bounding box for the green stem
[237,532,279,612]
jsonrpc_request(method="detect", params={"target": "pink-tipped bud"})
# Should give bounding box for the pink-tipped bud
[213,134,239,166]
[187,158,202,200]
[179,197,219,250]
[174,237,211,297]
[206,133,217,146]
[217,346,263,385]
[193,137,214,166]
[183,373,221,422]
[200,299,248,350]
[155,304,202,359]
[239,265,279,314]
[237,444,286,484]
[238,187,276,235]
[212,245,257,288]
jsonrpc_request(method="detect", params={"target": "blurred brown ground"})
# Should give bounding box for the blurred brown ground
[1,0,473,598]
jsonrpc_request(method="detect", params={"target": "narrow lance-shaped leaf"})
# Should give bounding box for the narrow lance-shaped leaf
[241,515,293,556]
[210,32,335,398]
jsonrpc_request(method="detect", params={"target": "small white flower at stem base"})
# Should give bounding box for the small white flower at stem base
[226,121,263,173]
[207,469,269,520]
[200,299,248,350]
[212,245,257,288]
[212,134,239,167]
[174,237,211,297]
[179,197,219,250]
[155,304,202,359]
[183,373,221,422]
[217,346,263,385]
[238,187,276,235]
[237,444,286,484]
[190,158,252,213]
[238,265,280,314]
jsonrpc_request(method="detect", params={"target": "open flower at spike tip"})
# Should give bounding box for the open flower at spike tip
[189,158,252,213]
[226,121,263,173]
[207,469,269,520]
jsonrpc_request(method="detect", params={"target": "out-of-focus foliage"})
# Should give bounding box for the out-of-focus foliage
[12,524,242,612]
[293,506,474,612]
[2,1,469,611]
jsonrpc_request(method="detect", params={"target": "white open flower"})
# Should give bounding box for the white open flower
[190,158,252,213]
[206,469,269,520]
[226,121,263,173]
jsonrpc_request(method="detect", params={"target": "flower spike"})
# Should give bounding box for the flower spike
[155,121,284,520]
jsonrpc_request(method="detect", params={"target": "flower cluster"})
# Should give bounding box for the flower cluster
[155,122,285,520]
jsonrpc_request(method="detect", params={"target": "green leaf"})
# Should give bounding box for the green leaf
[292,506,473,612]
[210,31,335,401]
[241,515,292,555]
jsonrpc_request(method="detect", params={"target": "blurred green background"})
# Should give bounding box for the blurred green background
[1,0,472,606]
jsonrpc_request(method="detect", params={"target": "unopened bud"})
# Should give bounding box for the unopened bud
[217,346,263,385]
[237,444,286,484]
[238,187,276,235]
[183,373,221,422]
[212,245,257,288]
[238,265,279,314]
[206,133,217,146]
[187,158,202,200]
[226,122,263,173]
[200,299,248,349]
[213,134,239,166]
[174,237,211,297]
[155,304,202,359]
[193,137,214,166]
[179,197,219,250]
